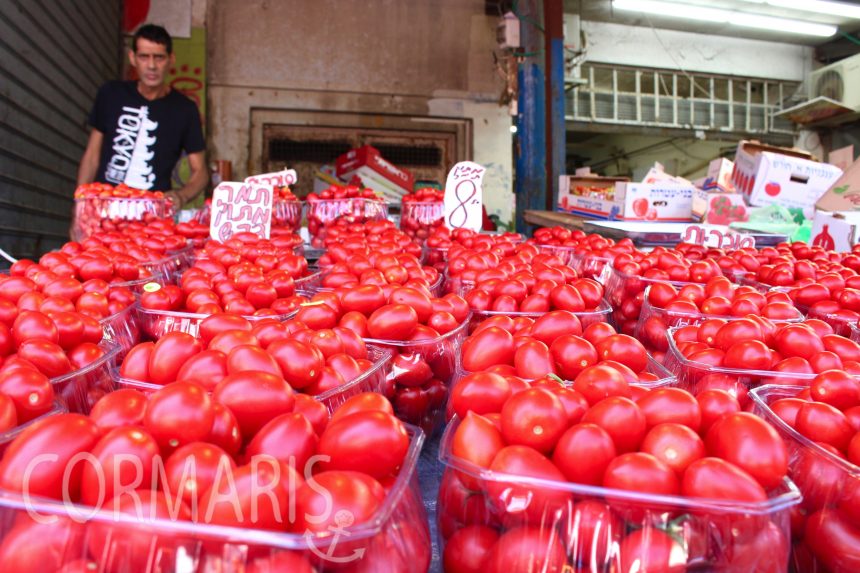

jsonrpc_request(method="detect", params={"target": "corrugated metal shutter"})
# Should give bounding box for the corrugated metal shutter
[0,1,121,260]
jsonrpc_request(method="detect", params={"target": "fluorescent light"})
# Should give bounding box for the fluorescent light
[747,0,860,20]
[613,0,838,37]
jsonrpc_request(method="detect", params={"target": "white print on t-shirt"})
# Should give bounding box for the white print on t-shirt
[105,105,157,189]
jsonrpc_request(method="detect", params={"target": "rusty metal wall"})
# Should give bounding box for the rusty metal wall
[0,0,122,259]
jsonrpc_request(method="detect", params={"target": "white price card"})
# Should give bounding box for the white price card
[444,161,485,231]
[244,169,298,187]
[210,182,274,242]
[682,224,756,250]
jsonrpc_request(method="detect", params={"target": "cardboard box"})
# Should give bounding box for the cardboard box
[731,140,843,218]
[809,211,860,251]
[816,157,860,213]
[692,189,749,225]
[616,182,695,221]
[557,174,628,219]
[702,158,736,193]
[335,146,414,202]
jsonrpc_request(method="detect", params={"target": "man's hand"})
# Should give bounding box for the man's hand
[163,190,184,210]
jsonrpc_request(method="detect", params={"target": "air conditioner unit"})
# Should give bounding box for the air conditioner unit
[809,52,860,110]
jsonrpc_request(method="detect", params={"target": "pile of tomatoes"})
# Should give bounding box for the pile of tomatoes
[305,185,386,248]
[0,389,428,572]
[73,183,174,241]
[637,277,802,357]
[425,228,523,272]
[317,251,441,293]
[669,318,860,403]
[316,220,424,267]
[440,373,791,572]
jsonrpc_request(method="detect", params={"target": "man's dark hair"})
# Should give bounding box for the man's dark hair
[133,24,172,54]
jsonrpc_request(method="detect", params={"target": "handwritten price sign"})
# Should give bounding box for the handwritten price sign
[244,169,298,187]
[444,161,485,231]
[210,182,274,242]
[682,225,756,250]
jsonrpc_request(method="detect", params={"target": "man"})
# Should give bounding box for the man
[77,24,208,209]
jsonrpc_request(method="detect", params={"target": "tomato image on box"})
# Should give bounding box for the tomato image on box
[731,140,843,218]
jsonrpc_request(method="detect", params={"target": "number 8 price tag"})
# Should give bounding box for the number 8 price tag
[444,161,485,231]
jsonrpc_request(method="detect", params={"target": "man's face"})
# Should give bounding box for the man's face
[129,38,173,89]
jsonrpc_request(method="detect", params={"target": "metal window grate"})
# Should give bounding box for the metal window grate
[372,145,443,167]
[268,139,353,163]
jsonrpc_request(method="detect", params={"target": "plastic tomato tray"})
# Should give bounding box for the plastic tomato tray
[467,298,613,334]
[663,328,823,398]
[0,424,431,573]
[400,201,444,245]
[100,302,141,358]
[850,322,860,344]
[634,288,804,354]
[272,199,302,232]
[305,198,389,244]
[51,341,120,415]
[134,306,301,340]
[750,384,860,572]
[140,244,195,285]
[110,272,165,295]
[603,267,702,335]
[72,195,170,241]
[570,251,614,283]
[437,414,800,572]
[112,344,394,409]
[364,318,470,437]
[0,400,66,458]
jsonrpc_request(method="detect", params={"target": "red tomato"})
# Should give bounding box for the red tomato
[805,509,860,572]
[79,425,160,507]
[603,451,679,496]
[637,388,701,431]
[483,527,568,573]
[147,332,203,385]
[164,441,237,507]
[514,340,556,379]
[318,410,409,478]
[452,412,505,489]
[443,525,499,573]
[293,470,385,535]
[0,368,54,423]
[618,527,687,573]
[811,370,860,411]
[552,423,616,486]
[696,389,740,434]
[198,462,289,530]
[487,446,571,522]
[550,334,597,380]
[573,364,630,405]
[706,412,788,489]
[0,517,86,573]
[245,412,318,471]
[366,304,418,341]
[681,457,766,503]
[796,401,854,451]
[214,371,295,440]
[207,402,243,457]
[596,334,648,373]
[582,396,646,453]
[461,327,516,372]
[641,422,705,475]
[500,387,568,453]
[0,413,100,500]
[144,380,215,451]
[775,324,824,360]
[449,371,512,418]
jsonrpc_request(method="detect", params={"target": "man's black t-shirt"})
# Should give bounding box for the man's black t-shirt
[88,81,205,191]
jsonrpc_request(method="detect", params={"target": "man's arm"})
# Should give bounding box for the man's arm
[166,151,208,209]
[77,129,103,185]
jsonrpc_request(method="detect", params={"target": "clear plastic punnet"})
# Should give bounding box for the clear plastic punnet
[140,244,195,284]
[0,424,431,573]
[113,344,394,408]
[400,201,444,245]
[72,195,170,241]
[851,321,860,343]
[437,414,800,572]
[364,317,470,436]
[663,327,822,404]
[50,341,120,415]
[0,400,66,458]
[603,266,700,336]
[467,298,613,334]
[272,198,302,232]
[635,286,804,355]
[134,306,301,340]
[750,384,860,572]
[100,302,141,357]
[305,198,388,247]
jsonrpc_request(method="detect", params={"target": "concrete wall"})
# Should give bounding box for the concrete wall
[205,0,515,226]
[580,21,814,82]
